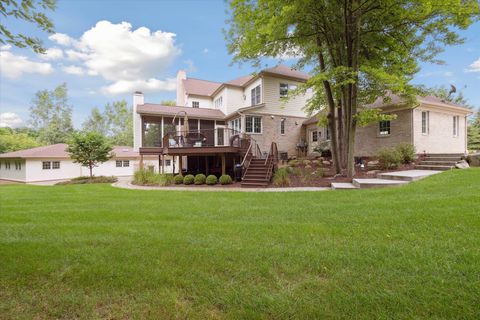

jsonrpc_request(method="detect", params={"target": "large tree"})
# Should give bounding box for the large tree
[468,110,480,152]
[82,100,133,146]
[0,127,41,153]
[226,0,479,176]
[30,83,74,144]
[0,0,56,53]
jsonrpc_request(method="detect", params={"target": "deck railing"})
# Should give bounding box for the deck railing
[161,128,244,149]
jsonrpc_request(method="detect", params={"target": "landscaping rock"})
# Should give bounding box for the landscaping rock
[322,160,331,166]
[367,160,379,167]
[455,160,470,169]
[366,170,381,176]
[468,153,480,167]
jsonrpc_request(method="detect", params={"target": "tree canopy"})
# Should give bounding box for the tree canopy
[0,127,42,153]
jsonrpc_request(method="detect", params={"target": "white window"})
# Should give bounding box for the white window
[116,160,122,167]
[230,118,241,133]
[280,83,289,98]
[123,160,130,167]
[280,118,286,135]
[214,96,223,109]
[453,116,459,137]
[42,161,51,170]
[192,101,199,108]
[52,161,60,169]
[245,116,262,134]
[421,111,429,134]
[251,85,261,105]
[15,161,21,170]
[379,120,391,136]
[5,161,11,170]
[312,131,318,142]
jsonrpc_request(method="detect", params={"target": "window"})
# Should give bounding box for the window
[421,111,429,134]
[379,120,391,136]
[123,160,130,167]
[280,83,289,98]
[230,118,241,133]
[453,116,459,137]
[142,121,162,147]
[312,131,318,142]
[116,160,122,167]
[214,96,223,109]
[52,161,60,169]
[251,85,261,105]
[192,101,199,108]
[5,161,11,170]
[280,118,286,135]
[15,161,21,170]
[42,161,51,170]
[245,116,262,134]
[165,159,171,166]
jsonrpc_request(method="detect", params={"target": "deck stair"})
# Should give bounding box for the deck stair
[241,142,278,188]
[415,153,463,171]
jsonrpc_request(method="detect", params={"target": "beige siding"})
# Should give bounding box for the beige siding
[243,78,263,108]
[0,159,26,182]
[262,76,310,118]
[186,95,212,108]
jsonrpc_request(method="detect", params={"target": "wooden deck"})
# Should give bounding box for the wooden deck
[139,146,242,156]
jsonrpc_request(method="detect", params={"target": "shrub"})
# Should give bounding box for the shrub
[273,167,290,187]
[56,176,117,185]
[206,175,218,185]
[174,174,184,184]
[183,174,195,185]
[288,159,299,167]
[158,174,174,186]
[396,143,416,164]
[303,159,311,165]
[133,169,159,185]
[219,174,233,185]
[377,148,402,170]
[304,164,312,170]
[194,174,206,185]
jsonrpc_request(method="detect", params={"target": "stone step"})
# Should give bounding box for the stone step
[424,153,464,157]
[331,182,358,190]
[415,165,454,171]
[423,157,461,162]
[377,170,441,181]
[420,160,457,165]
[352,178,408,189]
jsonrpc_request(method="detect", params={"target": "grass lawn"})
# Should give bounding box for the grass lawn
[1,169,479,319]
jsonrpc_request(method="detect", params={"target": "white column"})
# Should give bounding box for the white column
[133,91,144,151]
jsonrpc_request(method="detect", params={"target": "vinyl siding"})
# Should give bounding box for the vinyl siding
[262,76,310,118]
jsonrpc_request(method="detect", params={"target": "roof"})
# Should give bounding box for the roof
[0,144,139,159]
[303,113,323,125]
[367,93,470,111]
[137,104,226,120]
[225,74,255,87]
[262,65,310,81]
[183,78,222,96]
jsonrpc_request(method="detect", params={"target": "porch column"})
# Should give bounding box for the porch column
[221,154,226,175]
[178,155,183,175]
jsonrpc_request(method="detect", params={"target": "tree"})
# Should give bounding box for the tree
[226,0,479,177]
[30,83,74,144]
[82,100,133,146]
[0,0,56,54]
[420,85,470,106]
[66,131,113,178]
[160,100,176,106]
[468,110,480,152]
[0,127,42,153]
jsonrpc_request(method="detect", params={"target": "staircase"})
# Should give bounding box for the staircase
[415,153,463,171]
[241,142,278,188]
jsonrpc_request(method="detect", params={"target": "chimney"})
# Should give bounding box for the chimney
[133,91,144,151]
[176,70,187,106]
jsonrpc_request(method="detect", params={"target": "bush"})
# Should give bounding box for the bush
[304,164,312,170]
[183,174,195,185]
[174,174,184,184]
[158,174,174,186]
[377,148,402,170]
[396,143,416,164]
[56,176,117,185]
[273,167,290,187]
[219,174,233,185]
[206,175,218,185]
[288,159,299,167]
[194,174,206,185]
[133,169,159,185]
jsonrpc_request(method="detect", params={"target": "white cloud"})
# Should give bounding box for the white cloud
[40,47,64,60]
[0,47,53,79]
[51,20,181,94]
[466,58,480,73]
[0,112,23,128]
[102,78,176,95]
[184,59,197,72]
[62,65,85,75]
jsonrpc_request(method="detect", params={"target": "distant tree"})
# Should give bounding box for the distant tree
[160,100,176,106]
[468,110,480,152]
[66,131,113,178]
[82,100,133,146]
[0,127,42,153]
[420,85,470,107]
[0,0,57,54]
[30,83,74,144]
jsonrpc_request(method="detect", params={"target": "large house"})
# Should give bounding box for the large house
[133,64,470,186]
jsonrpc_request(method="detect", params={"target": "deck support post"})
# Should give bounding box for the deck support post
[158,155,161,173]
[162,155,165,174]
[205,156,209,175]
[178,155,183,175]
[221,154,226,175]
[140,154,144,170]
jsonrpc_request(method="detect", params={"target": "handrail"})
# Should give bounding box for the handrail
[264,142,278,181]
[240,140,253,168]
[160,128,242,148]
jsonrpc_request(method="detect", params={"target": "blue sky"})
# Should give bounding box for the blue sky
[1,0,479,128]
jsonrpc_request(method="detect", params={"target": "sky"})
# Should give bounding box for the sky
[0,0,479,128]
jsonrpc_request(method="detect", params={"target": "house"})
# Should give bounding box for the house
[0,144,160,183]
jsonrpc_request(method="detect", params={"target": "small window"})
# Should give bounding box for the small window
[192,101,199,108]
[280,118,286,135]
[165,159,171,166]
[123,160,130,167]
[214,96,223,108]
[42,161,51,170]
[116,160,122,167]
[15,161,21,170]
[251,85,261,105]
[453,116,459,137]
[230,118,241,133]
[421,111,429,134]
[52,161,60,169]
[5,161,11,170]
[280,83,289,98]
[379,120,391,136]
[245,116,262,134]
[312,131,318,142]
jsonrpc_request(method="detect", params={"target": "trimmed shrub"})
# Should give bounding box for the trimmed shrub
[194,174,206,185]
[183,174,195,185]
[174,174,184,184]
[377,148,402,170]
[396,143,416,164]
[159,174,174,186]
[219,174,233,185]
[206,175,218,185]
[56,176,117,185]
[273,167,290,187]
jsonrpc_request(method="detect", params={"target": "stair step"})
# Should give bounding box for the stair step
[352,178,408,189]
[243,174,267,179]
[241,182,269,188]
[420,160,457,166]
[331,182,358,190]
[414,165,454,171]
[423,157,461,161]
[377,170,441,181]
[424,153,464,157]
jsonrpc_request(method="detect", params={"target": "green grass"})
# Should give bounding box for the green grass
[1,169,479,319]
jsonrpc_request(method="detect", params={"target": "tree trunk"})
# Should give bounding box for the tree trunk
[89,162,93,178]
